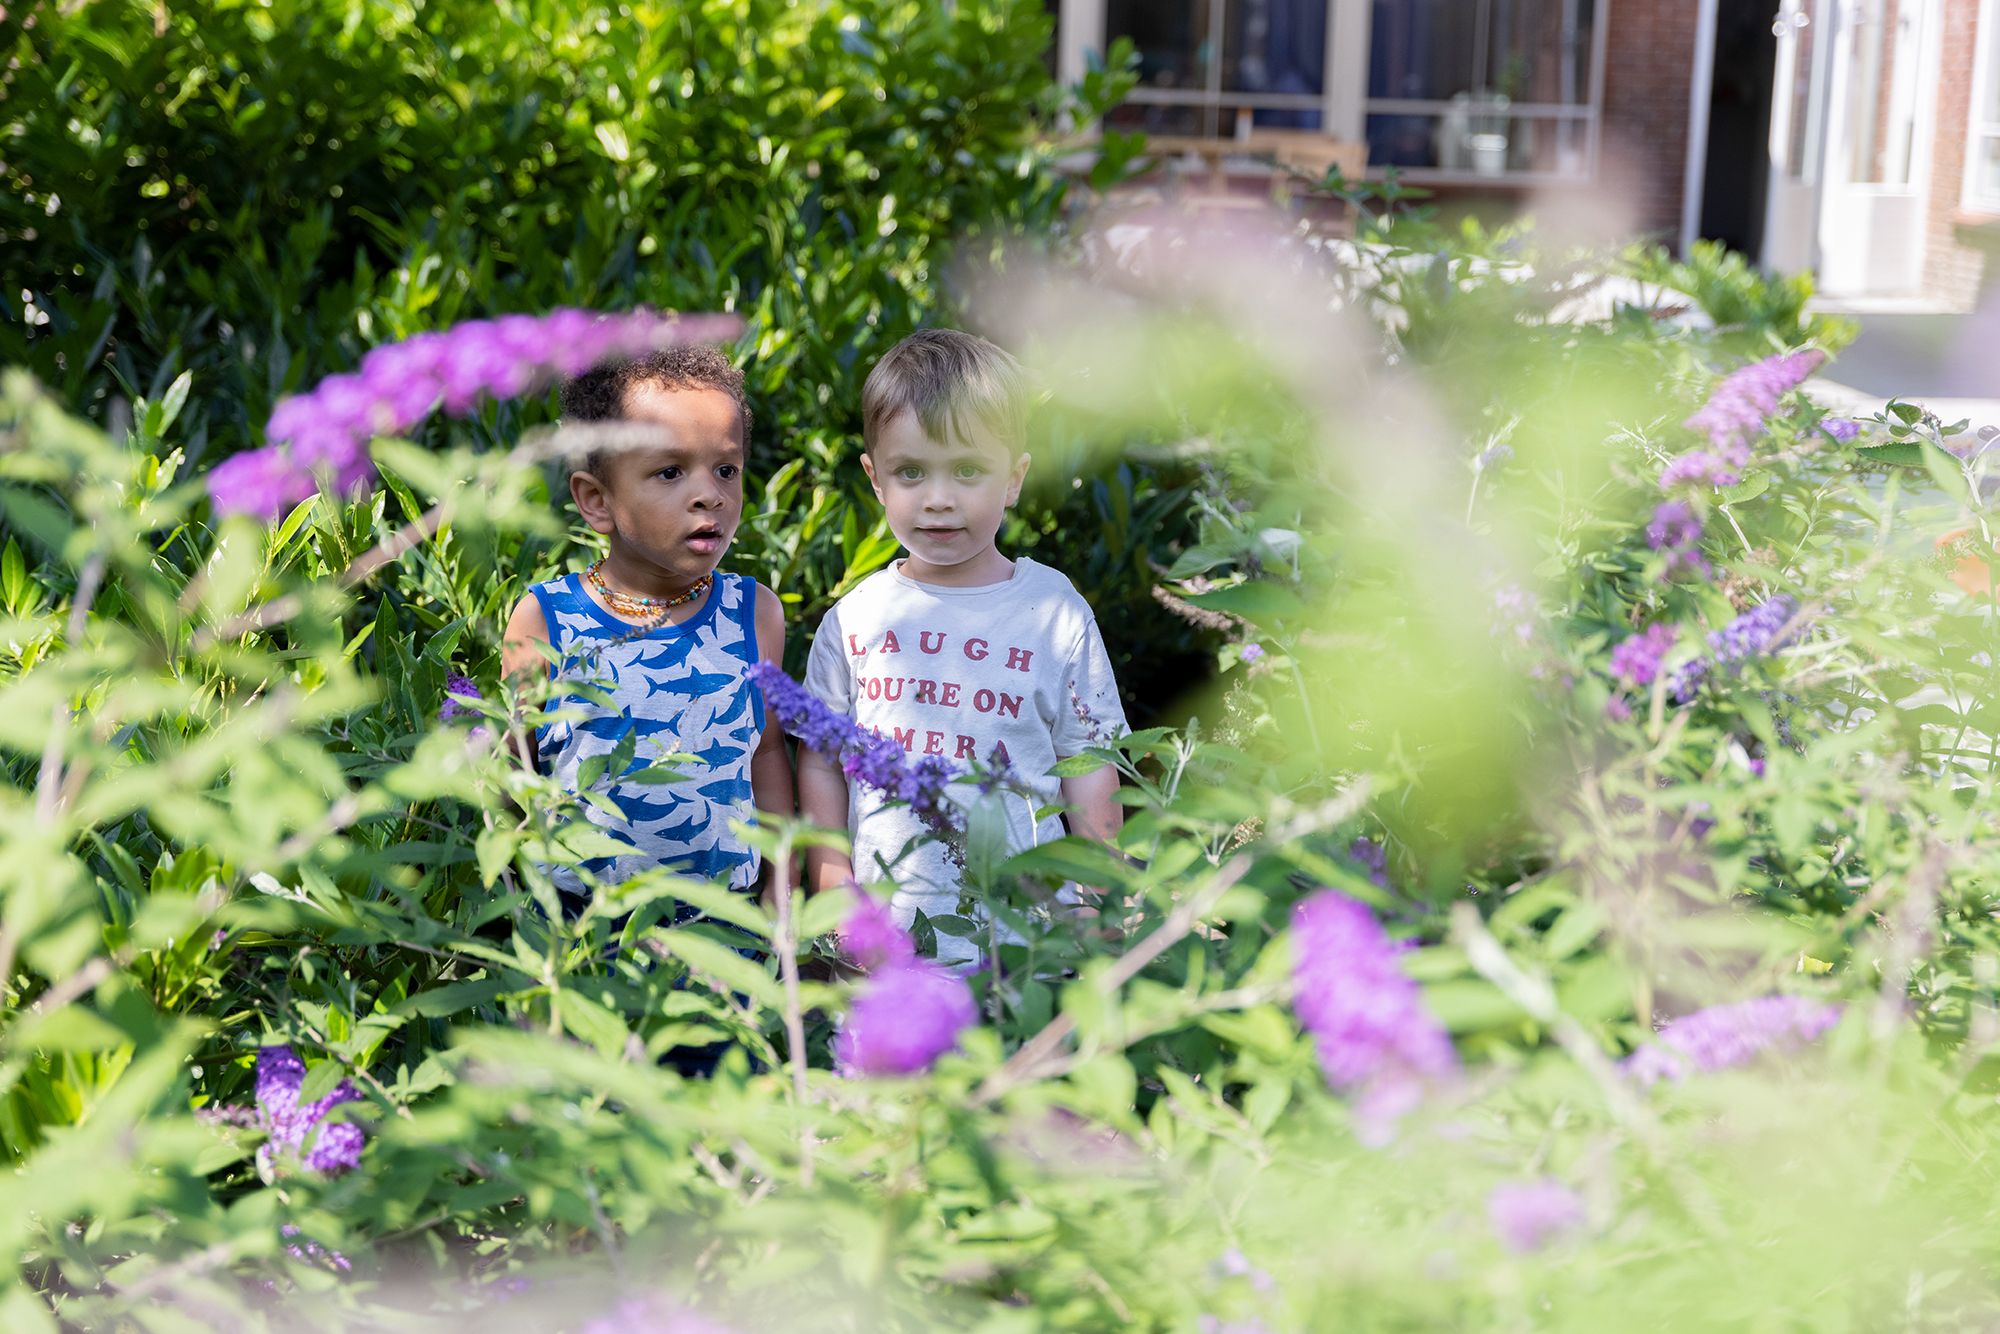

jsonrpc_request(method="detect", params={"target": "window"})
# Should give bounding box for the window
[1970,0,2000,209]
[1366,0,1606,181]
[1103,0,1336,137]
[1070,0,1607,181]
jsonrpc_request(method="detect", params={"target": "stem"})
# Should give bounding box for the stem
[36,552,106,828]
[771,828,813,1188]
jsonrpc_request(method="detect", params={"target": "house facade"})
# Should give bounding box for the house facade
[1050,0,2000,307]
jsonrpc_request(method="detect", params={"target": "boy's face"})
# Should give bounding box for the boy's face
[861,409,1029,588]
[569,383,745,590]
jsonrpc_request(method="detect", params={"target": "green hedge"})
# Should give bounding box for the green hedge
[3,0,1213,714]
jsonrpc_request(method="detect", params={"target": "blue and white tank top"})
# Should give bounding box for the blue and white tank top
[530,571,765,893]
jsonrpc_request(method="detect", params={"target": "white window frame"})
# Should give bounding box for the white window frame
[1060,0,1606,183]
[1968,0,2000,211]
[1361,0,1610,184]
[1060,0,1371,142]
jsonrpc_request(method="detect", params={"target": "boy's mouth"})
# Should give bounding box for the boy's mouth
[685,524,724,553]
[915,525,963,540]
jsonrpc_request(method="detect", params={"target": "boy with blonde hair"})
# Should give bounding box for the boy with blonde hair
[797,329,1125,963]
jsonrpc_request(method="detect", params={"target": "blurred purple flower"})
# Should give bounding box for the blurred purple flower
[579,1295,741,1334]
[1623,995,1843,1085]
[749,660,964,854]
[839,892,914,971]
[1821,417,1862,444]
[1290,891,1457,1145]
[1490,583,1538,645]
[1487,1178,1586,1253]
[1348,837,1388,887]
[280,1224,352,1273]
[250,1044,366,1177]
[207,446,315,523]
[1711,595,1800,663]
[439,673,484,723]
[836,961,978,1075]
[1658,449,1742,491]
[1603,695,1632,723]
[1240,643,1266,665]
[1646,501,1701,551]
[1646,501,1710,579]
[1684,348,1826,455]
[212,309,731,522]
[1476,443,1513,470]
[1610,623,1678,687]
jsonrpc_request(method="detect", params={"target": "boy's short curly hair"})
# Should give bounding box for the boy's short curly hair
[558,344,752,477]
[861,328,1026,457]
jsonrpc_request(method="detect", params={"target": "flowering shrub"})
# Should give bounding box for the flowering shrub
[7,188,2000,1334]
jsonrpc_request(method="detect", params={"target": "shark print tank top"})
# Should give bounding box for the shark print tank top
[529,570,765,894]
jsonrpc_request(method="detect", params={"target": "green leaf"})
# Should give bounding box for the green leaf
[1000,837,1134,888]
[1049,752,1110,777]
[1183,581,1305,627]
[296,1057,346,1105]
[650,929,782,1008]
[666,880,771,938]
[929,914,981,939]
[390,976,507,1019]
[476,828,521,889]
[558,989,629,1058]
[796,885,857,941]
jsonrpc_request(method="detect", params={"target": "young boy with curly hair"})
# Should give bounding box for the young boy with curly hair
[502,344,792,899]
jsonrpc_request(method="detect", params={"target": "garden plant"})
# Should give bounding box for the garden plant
[8,1,2000,1332]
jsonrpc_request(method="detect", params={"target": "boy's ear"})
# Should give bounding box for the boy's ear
[859,452,886,502]
[570,469,618,535]
[1004,451,1031,507]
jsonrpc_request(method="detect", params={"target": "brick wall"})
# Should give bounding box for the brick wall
[1926,0,1988,303]
[1600,0,1703,246]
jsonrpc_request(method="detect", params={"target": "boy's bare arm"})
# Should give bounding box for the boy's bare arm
[797,747,854,891]
[749,585,797,827]
[499,595,551,767]
[1058,764,1124,845]
[500,595,551,685]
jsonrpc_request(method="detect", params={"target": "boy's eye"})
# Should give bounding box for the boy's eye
[954,463,987,480]
[717,464,739,480]
[656,466,683,481]
[896,466,924,481]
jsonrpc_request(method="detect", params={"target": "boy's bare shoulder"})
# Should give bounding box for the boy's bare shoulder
[751,580,785,656]
[504,591,550,643]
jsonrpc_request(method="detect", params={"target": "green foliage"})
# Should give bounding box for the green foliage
[5,19,2000,1325]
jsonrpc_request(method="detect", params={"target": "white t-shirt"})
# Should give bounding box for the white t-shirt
[804,557,1128,962]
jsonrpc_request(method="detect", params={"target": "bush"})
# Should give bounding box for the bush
[8,13,2000,1330]
[3,0,1207,715]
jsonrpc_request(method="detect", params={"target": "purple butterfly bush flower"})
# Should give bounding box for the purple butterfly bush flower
[1490,583,1538,645]
[1683,348,1827,455]
[210,308,732,522]
[248,1044,366,1177]
[1609,623,1678,687]
[1710,595,1800,662]
[579,1295,741,1334]
[1622,994,1843,1085]
[836,960,979,1076]
[1487,1178,1587,1253]
[1239,643,1266,665]
[1821,417,1862,444]
[438,673,484,723]
[839,892,915,971]
[1475,443,1513,470]
[280,1224,351,1273]
[1661,348,1827,492]
[1646,501,1710,579]
[1348,837,1388,886]
[748,660,964,853]
[1290,891,1457,1145]
[1657,449,1742,491]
